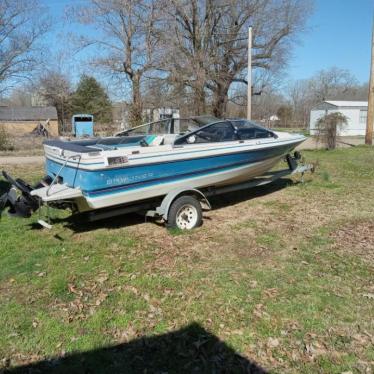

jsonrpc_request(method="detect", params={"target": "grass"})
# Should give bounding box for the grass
[0,146,374,373]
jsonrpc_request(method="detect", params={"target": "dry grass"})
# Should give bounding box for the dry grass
[0,146,373,373]
[0,135,45,156]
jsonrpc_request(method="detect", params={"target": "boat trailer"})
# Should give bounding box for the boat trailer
[0,152,314,230]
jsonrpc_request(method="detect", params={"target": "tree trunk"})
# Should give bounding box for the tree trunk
[130,72,143,127]
[55,100,67,134]
[212,82,229,118]
[193,85,206,115]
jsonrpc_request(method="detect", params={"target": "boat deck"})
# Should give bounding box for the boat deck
[43,136,146,153]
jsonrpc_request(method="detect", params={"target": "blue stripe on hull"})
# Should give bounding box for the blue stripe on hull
[45,143,294,197]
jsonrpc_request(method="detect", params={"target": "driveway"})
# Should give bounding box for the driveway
[296,136,365,150]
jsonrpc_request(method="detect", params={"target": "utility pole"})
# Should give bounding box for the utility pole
[247,26,252,120]
[366,16,374,145]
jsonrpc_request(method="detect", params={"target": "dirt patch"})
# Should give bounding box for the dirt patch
[330,221,374,262]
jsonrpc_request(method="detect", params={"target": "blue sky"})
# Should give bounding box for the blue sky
[43,0,373,85]
[288,0,373,83]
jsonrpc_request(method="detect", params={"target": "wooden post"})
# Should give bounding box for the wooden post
[366,16,374,145]
[247,27,252,120]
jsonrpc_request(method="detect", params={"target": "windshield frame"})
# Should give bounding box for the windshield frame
[173,120,238,145]
[115,118,175,137]
[174,118,277,145]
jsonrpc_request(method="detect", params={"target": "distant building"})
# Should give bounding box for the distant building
[143,108,180,123]
[310,100,368,136]
[269,114,279,122]
[0,106,59,136]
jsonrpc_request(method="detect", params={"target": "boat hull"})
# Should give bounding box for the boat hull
[45,139,303,210]
[83,155,283,209]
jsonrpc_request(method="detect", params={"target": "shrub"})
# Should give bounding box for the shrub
[315,112,348,150]
[0,126,14,151]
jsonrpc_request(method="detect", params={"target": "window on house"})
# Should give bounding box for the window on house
[359,110,367,124]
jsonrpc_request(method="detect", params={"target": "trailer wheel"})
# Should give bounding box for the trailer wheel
[166,195,202,230]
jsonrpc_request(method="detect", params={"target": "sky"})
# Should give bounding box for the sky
[288,0,374,83]
[42,0,374,87]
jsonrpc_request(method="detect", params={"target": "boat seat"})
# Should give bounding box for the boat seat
[146,135,164,146]
[163,134,179,145]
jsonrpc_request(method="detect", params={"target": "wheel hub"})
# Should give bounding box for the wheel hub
[176,204,198,230]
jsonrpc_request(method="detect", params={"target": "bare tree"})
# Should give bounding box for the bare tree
[227,69,284,120]
[286,67,364,128]
[307,67,358,102]
[38,71,72,131]
[0,0,50,94]
[286,79,312,127]
[73,0,162,126]
[162,0,312,117]
[3,85,34,107]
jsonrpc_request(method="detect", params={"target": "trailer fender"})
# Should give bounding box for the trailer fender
[153,187,211,220]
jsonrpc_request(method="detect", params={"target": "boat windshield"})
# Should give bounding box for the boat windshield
[116,116,220,137]
[174,119,276,145]
[118,119,173,136]
[230,120,276,140]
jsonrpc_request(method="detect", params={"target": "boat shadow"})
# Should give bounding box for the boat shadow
[28,211,146,233]
[208,177,295,210]
[4,323,268,374]
[28,177,298,233]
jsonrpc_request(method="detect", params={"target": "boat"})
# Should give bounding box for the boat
[0,117,309,229]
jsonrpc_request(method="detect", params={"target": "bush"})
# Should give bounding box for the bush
[0,126,14,151]
[315,112,348,150]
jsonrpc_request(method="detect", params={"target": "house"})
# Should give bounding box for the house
[310,100,368,136]
[0,106,59,137]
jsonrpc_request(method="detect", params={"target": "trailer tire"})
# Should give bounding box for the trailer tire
[166,195,202,230]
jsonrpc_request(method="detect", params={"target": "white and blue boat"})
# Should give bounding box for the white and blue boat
[1,117,308,229]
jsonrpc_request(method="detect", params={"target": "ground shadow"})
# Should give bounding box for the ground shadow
[27,211,146,233]
[5,323,267,374]
[26,177,301,234]
[208,177,294,210]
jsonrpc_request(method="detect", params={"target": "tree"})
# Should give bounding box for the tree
[38,71,72,132]
[0,0,50,94]
[162,0,312,117]
[277,105,293,127]
[286,68,365,128]
[307,67,358,102]
[3,85,34,107]
[73,0,162,126]
[286,79,312,127]
[315,112,348,150]
[71,75,112,123]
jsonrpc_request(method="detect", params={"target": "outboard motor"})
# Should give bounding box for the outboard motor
[0,171,46,218]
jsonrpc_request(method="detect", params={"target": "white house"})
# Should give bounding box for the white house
[309,100,368,136]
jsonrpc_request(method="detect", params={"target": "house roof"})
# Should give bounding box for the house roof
[324,100,368,108]
[0,106,58,121]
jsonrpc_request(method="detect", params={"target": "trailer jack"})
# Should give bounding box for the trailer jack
[0,171,42,218]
